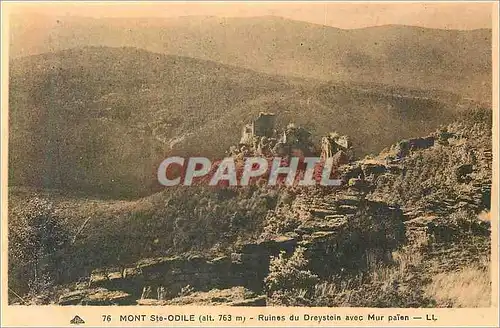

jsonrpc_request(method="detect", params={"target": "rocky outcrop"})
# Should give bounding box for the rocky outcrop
[137,287,266,306]
[59,287,134,305]
[290,188,405,275]
[57,185,407,305]
[86,254,264,299]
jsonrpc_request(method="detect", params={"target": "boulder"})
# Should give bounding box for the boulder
[362,163,387,177]
[84,289,134,305]
[230,295,266,306]
[408,136,435,151]
[59,288,133,305]
[89,270,108,287]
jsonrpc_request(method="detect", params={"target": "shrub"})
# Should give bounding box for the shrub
[265,247,318,305]
[260,204,303,239]
[8,197,70,301]
[311,246,433,307]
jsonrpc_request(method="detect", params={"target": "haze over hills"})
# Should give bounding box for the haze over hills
[9,46,466,197]
[10,15,492,101]
[7,10,494,309]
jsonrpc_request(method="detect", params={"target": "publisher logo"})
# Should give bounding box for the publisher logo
[70,315,85,325]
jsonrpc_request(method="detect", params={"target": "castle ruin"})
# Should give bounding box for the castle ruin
[239,112,276,146]
[320,132,354,161]
[235,112,352,161]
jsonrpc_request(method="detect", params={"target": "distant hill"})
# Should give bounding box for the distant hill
[10,15,492,101]
[9,47,470,197]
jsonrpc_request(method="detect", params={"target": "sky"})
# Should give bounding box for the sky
[4,1,495,30]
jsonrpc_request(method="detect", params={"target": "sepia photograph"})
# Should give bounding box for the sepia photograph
[1,1,498,323]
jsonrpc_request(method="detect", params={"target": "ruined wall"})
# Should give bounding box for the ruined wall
[253,113,276,138]
[321,133,353,160]
[239,124,254,145]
